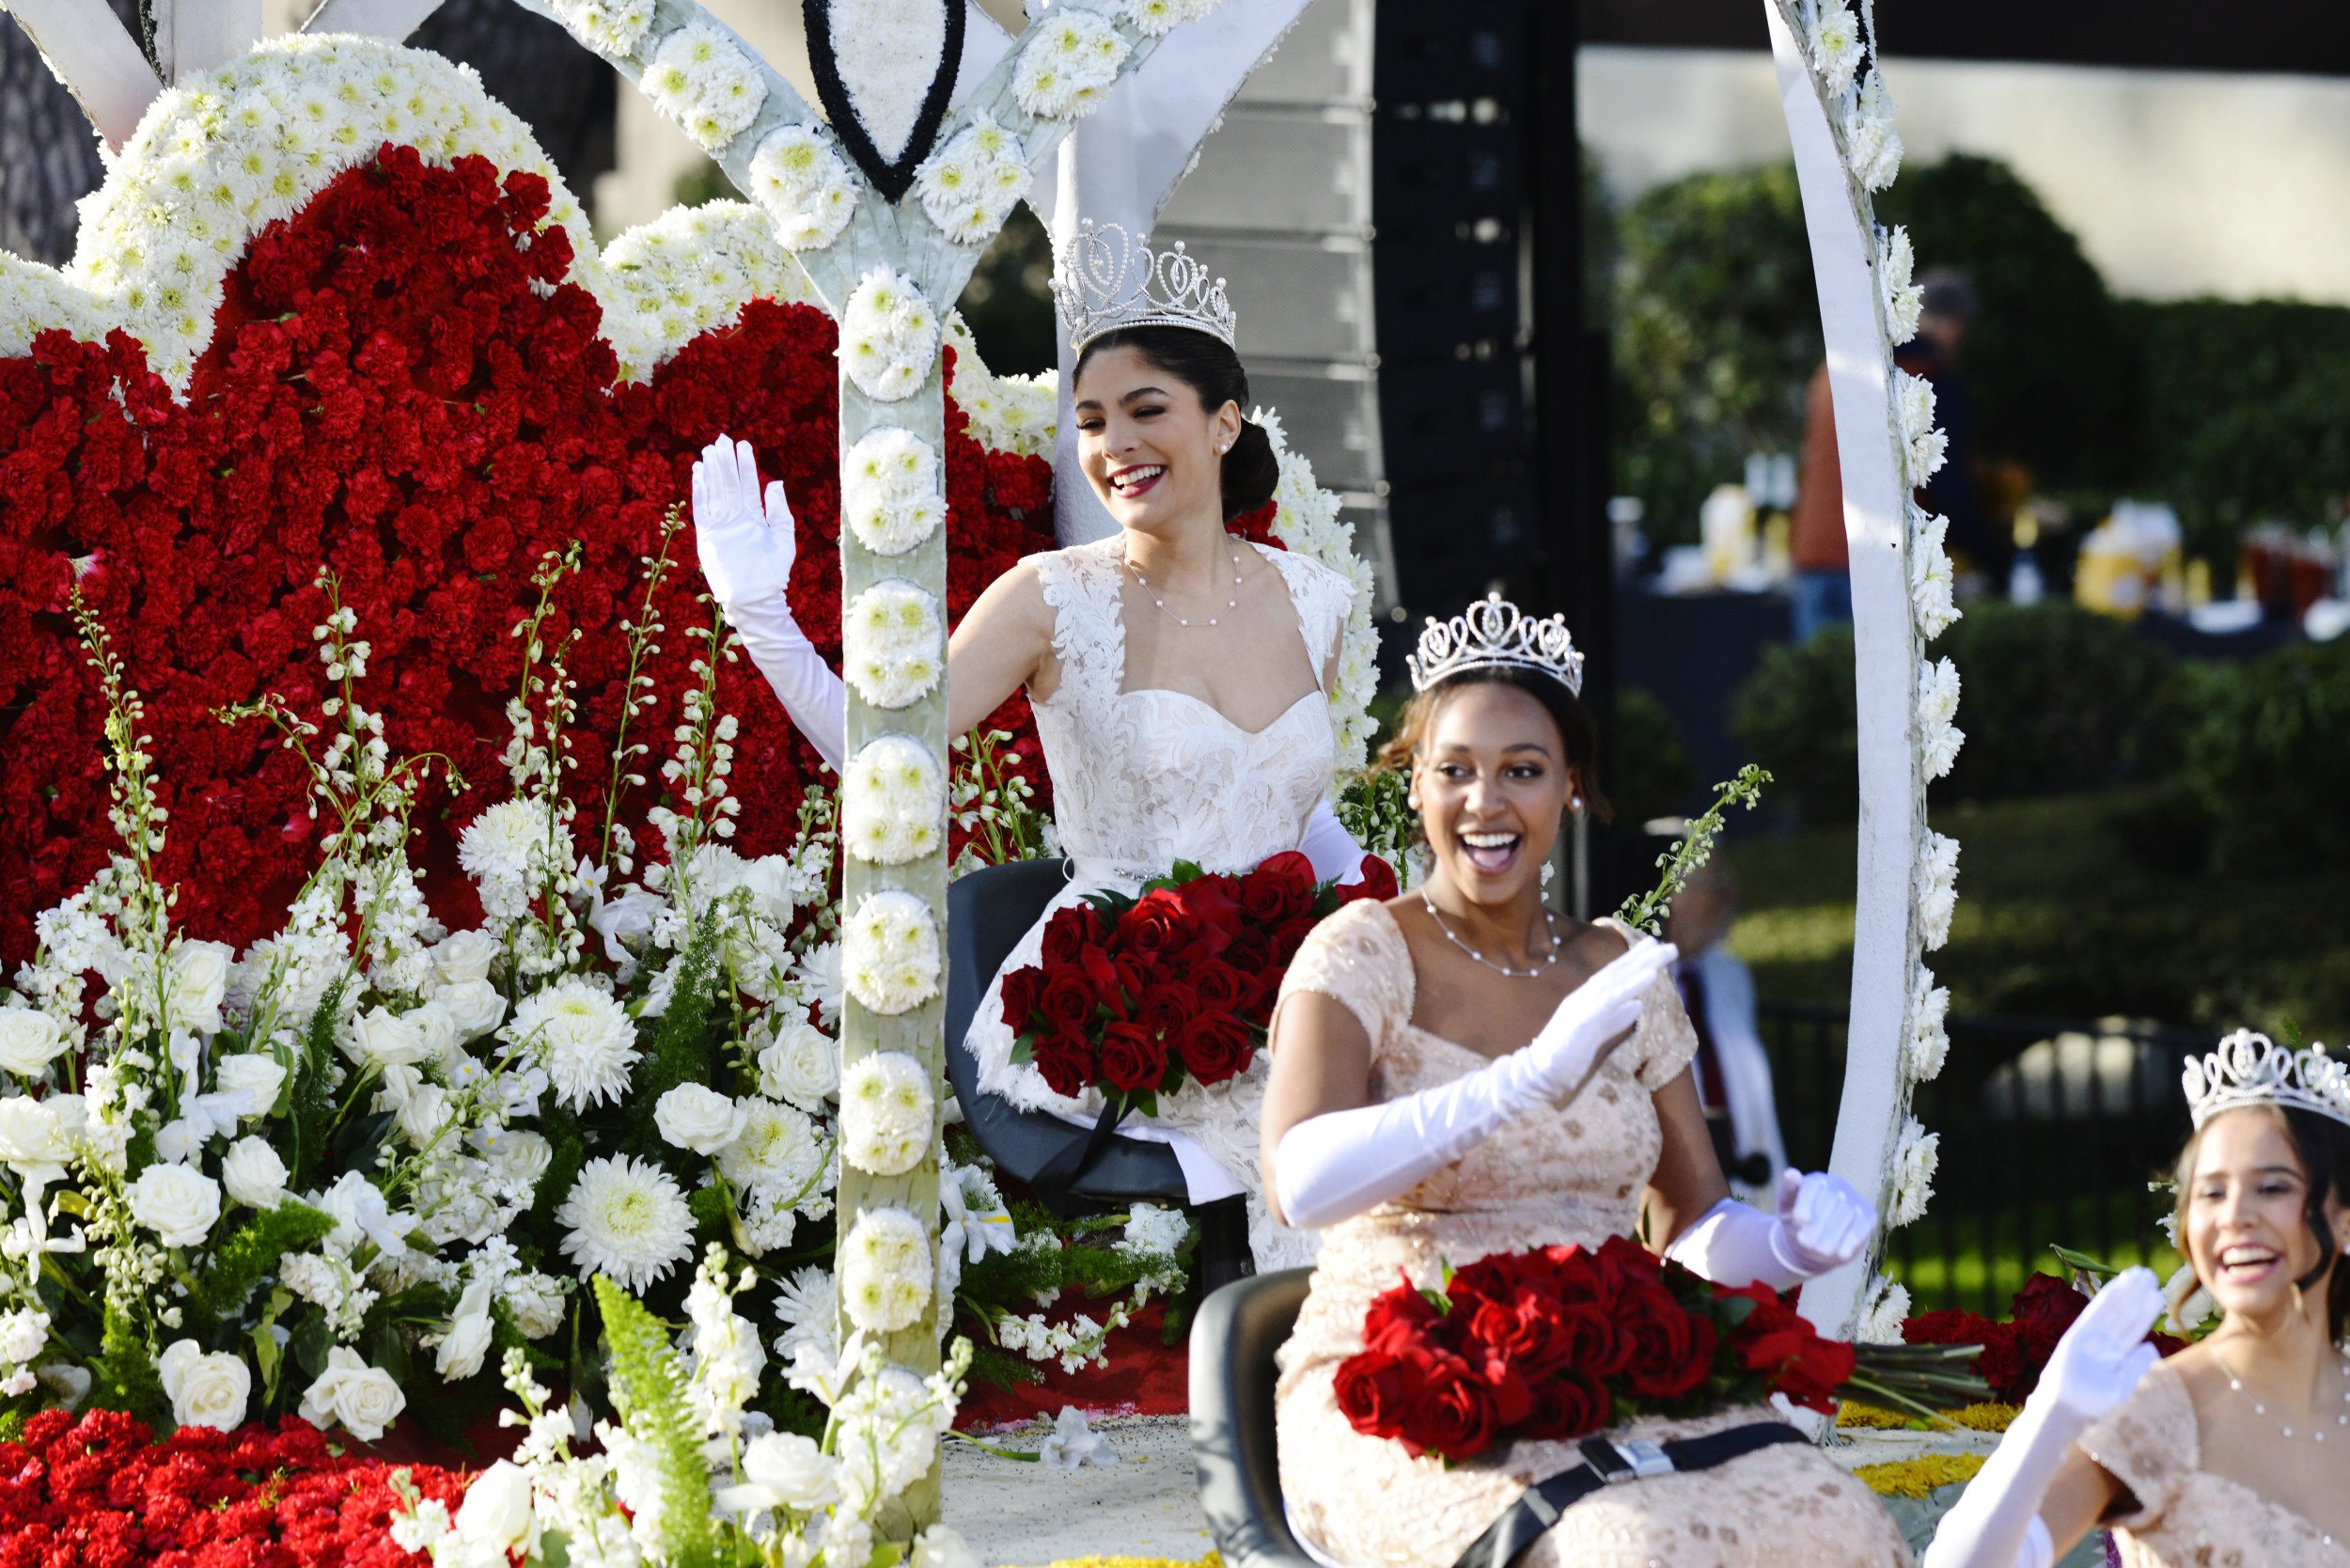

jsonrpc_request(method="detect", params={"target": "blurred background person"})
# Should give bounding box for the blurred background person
[1664,851,1787,1198]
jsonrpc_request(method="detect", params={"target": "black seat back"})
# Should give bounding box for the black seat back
[1190,1268,1322,1568]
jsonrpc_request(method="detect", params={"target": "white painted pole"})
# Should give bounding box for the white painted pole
[1,0,164,149]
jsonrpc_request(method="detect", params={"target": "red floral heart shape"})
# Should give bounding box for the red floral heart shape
[0,145,1056,964]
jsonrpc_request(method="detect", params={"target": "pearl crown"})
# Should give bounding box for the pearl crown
[1407,592,1588,698]
[2184,1028,2350,1130]
[1053,221,1237,352]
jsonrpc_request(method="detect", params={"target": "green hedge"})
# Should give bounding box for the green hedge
[2175,638,2350,875]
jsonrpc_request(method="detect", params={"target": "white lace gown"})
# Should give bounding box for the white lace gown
[962,534,1354,1270]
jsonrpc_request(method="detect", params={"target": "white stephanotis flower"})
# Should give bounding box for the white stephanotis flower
[842,891,943,1015]
[1843,70,1904,191]
[643,24,768,151]
[1012,8,1130,121]
[1907,965,1951,1084]
[839,1206,933,1332]
[550,0,653,56]
[1877,225,1921,345]
[1910,510,1962,639]
[748,123,858,250]
[843,582,947,710]
[1892,368,1948,487]
[1857,1273,1912,1345]
[843,736,947,867]
[1918,830,1961,951]
[838,1051,933,1175]
[505,978,639,1111]
[1917,655,1964,779]
[1806,0,1864,98]
[556,1154,695,1292]
[841,268,942,401]
[1888,1116,1939,1228]
[840,427,944,557]
[1122,0,1220,36]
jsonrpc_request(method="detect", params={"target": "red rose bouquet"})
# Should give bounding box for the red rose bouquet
[1903,1267,2185,1403]
[1336,1236,1985,1463]
[1001,850,1397,1117]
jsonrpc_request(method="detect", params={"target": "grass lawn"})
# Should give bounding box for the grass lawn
[1720,789,2350,1040]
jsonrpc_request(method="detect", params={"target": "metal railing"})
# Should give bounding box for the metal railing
[1759,1004,2205,1315]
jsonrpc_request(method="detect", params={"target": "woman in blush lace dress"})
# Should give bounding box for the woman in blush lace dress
[1261,596,1911,1568]
[1925,1030,2350,1568]
[690,224,1368,1268]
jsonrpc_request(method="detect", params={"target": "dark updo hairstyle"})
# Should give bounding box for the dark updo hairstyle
[1373,666,1613,827]
[2171,1104,2350,1341]
[1073,324,1279,524]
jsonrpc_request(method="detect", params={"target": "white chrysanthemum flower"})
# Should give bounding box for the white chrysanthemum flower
[1843,70,1904,191]
[550,0,653,55]
[1122,0,1220,37]
[1877,225,1921,345]
[798,940,845,1030]
[838,1052,933,1176]
[771,1263,838,1365]
[1918,830,1961,951]
[653,1082,746,1156]
[840,427,943,556]
[841,266,941,401]
[759,1019,840,1111]
[719,1097,824,1193]
[839,1207,933,1333]
[556,1154,695,1291]
[506,978,639,1110]
[842,583,947,711]
[1889,1117,1939,1228]
[842,735,947,867]
[1011,9,1129,121]
[1907,965,1950,1084]
[1857,1273,1911,1345]
[1806,0,1864,98]
[1910,510,1962,639]
[748,122,857,250]
[643,24,766,150]
[1893,368,1948,487]
[1917,656,1964,779]
[841,891,943,1015]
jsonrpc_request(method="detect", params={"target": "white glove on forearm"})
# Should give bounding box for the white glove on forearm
[1664,1168,1877,1290]
[1921,1267,2165,1568]
[693,435,846,772]
[1298,799,1368,886]
[1275,938,1676,1228]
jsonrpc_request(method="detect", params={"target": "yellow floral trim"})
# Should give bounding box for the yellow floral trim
[1944,1402,2021,1431]
[1855,1451,1987,1498]
[1837,1400,2019,1432]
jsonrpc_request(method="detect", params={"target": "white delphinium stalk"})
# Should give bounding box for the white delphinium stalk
[748,123,859,250]
[1917,656,1964,779]
[1115,1201,1190,1299]
[839,1206,932,1333]
[1918,830,1961,951]
[1857,1273,1913,1345]
[1892,368,1948,487]
[681,1247,768,1439]
[1910,510,1962,639]
[839,267,941,402]
[1877,225,1921,344]
[842,585,947,711]
[1805,0,1864,97]
[1261,413,1380,768]
[556,1154,696,1292]
[1842,70,1904,191]
[549,0,654,55]
[841,891,942,1015]
[839,428,944,557]
[838,1052,933,1175]
[642,24,768,151]
[841,736,947,866]
[505,977,639,1110]
[828,1341,966,1513]
[1888,1116,1939,1228]
[1906,965,1950,1084]
[1011,8,1130,120]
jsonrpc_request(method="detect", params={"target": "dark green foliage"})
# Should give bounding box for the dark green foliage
[1935,603,2180,801]
[186,1202,337,1325]
[593,1277,718,1568]
[287,975,351,1191]
[956,203,1056,376]
[88,1297,166,1423]
[2174,638,2350,874]
[533,1103,587,1229]
[1608,685,1698,827]
[1729,626,1857,823]
[958,1201,1182,1307]
[628,916,722,1157]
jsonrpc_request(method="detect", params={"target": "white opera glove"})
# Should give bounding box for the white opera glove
[1275,938,1677,1228]
[1298,799,1368,886]
[1665,1168,1876,1291]
[693,435,847,772]
[1922,1267,2166,1568]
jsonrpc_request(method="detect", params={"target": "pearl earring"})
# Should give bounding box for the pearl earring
[1571,793,1585,813]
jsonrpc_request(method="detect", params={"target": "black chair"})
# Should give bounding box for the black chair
[945,860,1255,1286]
[1191,1268,1322,1568]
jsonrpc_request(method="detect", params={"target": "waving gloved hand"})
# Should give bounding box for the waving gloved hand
[1766,1168,1878,1278]
[691,434,796,608]
[2029,1264,2166,1425]
[1501,936,1680,1103]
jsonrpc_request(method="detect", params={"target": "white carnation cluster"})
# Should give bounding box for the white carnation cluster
[1876,225,1921,345]
[1856,1272,1912,1345]
[1012,8,1131,121]
[601,201,820,379]
[549,0,653,56]
[749,123,860,250]
[642,24,769,151]
[839,1206,932,1332]
[1842,71,1904,192]
[1910,510,1962,639]
[1888,1116,1939,1228]
[841,428,945,557]
[1917,656,1964,779]
[943,315,1058,457]
[840,268,942,401]
[1906,966,1950,1084]
[842,737,947,867]
[838,1052,934,1175]
[1805,0,1864,98]
[1122,0,1221,36]
[843,581,948,711]
[1917,830,1961,952]
[1893,368,1949,487]
[841,891,943,1016]
[915,114,1032,245]
[1260,410,1380,769]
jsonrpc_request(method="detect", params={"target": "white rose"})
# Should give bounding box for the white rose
[501,1272,567,1340]
[0,1010,70,1077]
[742,1430,839,1510]
[431,930,502,985]
[213,1053,286,1116]
[299,1346,407,1440]
[158,1338,251,1432]
[654,1083,746,1156]
[456,1460,536,1551]
[912,1526,982,1568]
[478,1128,553,1184]
[403,1002,459,1065]
[739,857,798,924]
[435,980,508,1042]
[351,1006,433,1067]
[164,941,233,1033]
[128,1163,223,1247]
[758,1021,839,1111]
[395,1083,454,1145]
[220,1137,290,1208]
[0,1094,82,1180]
[435,1279,496,1381]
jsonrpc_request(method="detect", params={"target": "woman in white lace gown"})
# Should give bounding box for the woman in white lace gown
[690,237,1364,1269]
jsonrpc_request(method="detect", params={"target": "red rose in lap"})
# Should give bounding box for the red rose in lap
[1038,970,1098,1031]
[1098,1021,1167,1093]
[1396,1351,1502,1460]
[1189,956,1249,1013]
[1182,1009,1256,1083]
[1041,906,1095,966]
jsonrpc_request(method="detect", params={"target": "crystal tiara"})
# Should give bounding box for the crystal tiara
[1407,593,1587,698]
[1052,220,1237,352]
[2184,1029,2350,1130]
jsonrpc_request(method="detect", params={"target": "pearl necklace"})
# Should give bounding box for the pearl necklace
[1421,891,1562,979]
[1125,546,1245,629]
[2215,1345,2350,1442]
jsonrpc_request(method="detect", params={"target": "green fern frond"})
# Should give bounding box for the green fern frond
[187,1202,337,1325]
[592,1276,718,1568]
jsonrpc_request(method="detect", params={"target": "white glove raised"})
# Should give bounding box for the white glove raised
[1767,1168,1877,1278]
[2031,1264,2166,1426]
[1500,937,1681,1104]
[691,434,796,608]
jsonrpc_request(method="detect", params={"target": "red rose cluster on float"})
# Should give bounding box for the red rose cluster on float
[0,145,1057,964]
[1902,1271,2184,1404]
[1333,1235,1860,1464]
[0,1407,465,1568]
[998,851,1397,1110]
